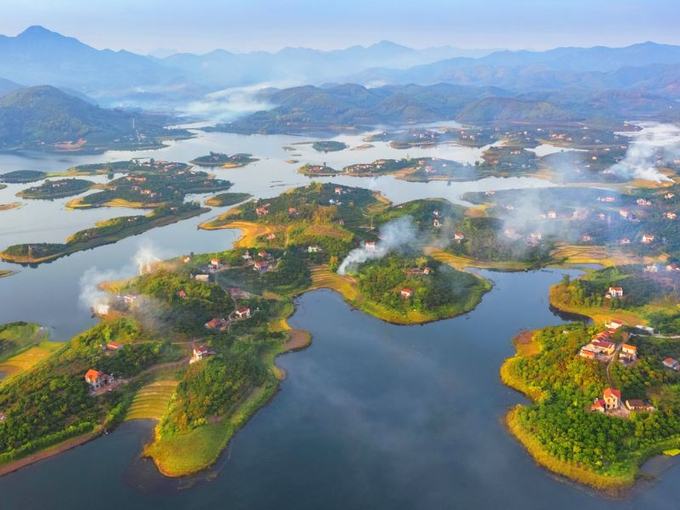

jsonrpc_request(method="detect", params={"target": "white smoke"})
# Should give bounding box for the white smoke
[337,216,417,275]
[610,123,680,182]
[79,244,164,312]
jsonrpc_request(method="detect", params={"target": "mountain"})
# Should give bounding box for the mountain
[455,97,576,124]
[159,41,491,88]
[0,85,186,151]
[211,83,516,134]
[0,26,192,103]
[0,77,21,98]
[346,42,680,94]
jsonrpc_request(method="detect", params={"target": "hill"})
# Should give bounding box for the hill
[455,97,576,124]
[0,86,188,151]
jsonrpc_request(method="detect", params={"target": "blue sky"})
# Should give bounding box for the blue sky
[1,0,678,54]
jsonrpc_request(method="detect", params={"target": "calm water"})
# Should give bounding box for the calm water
[2,130,676,508]
[1,273,680,509]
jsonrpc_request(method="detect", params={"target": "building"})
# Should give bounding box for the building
[190,345,214,364]
[194,274,210,282]
[608,287,624,298]
[666,212,677,220]
[433,218,442,228]
[547,210,557,219]
[365,241,377,250]
[625,399,654,412]
[620,344,637,361]
[123,294,137,304]
[591,340,616,355]
[205,318,229,330]
[641,234,655,244]
[645,264,659,273]
[620,238,631,245]
[177,289,187,299]
[106,342,124,351]
[210,258,221,268]
[606,319,624,331]
[454,233,465,242]
[590,398,606,413]
[663,358,680,371]
[581,234,593,242]
[307,245,321,253]
[235,307,251,319]
[253,260,269,272]
[84,369,113,390]
[579,347,596,360]
[400,288,414,299]
[603,388,621,410]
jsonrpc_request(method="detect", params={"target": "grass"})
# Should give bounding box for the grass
[550,243,666,268]
[125,381,179,422]
[66,197,160,209]
[427,248,533,271]
[548,287,647,326]
[146,381,278,477]
[0,203,21,211]
[200,219,279,248]
[204,192,252,207]
[0,341,63,382]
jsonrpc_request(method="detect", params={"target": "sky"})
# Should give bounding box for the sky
[0,0,678,54]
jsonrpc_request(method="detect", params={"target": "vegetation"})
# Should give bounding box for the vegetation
[0,203,207,264]
[204,192,252,207]
[191,152,257,168]
[17,178,93,199]
[0,170,46,184]
[0,322,44,361]
[311,141,347,152]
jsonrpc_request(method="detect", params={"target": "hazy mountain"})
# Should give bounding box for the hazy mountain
[455,97,576,124]
[0,77,22,98]
[159,41,492,88]
[0,26,191,103]
[347,42,680,94]
[0,85,185,151]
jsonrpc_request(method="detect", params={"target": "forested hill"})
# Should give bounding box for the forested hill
[0,85,185,151]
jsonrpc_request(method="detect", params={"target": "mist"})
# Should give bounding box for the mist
[610,122,680,182]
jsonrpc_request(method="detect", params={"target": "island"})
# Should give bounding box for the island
[311,141,347,152]
[0,203,207,265]
[0,203,21,212]
[190,152,258,168]
[0,170,46,184]
[204,192,252,207]
[0,183,494,478]
[17,179,93,200]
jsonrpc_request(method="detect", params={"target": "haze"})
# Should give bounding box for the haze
[1,0,679,54]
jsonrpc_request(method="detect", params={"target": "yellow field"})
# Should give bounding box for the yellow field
[66,197,159,210]
[0,341,63,381]
[550,243,666,267]
[309,266,359,301]
[0,202,21,211]
[199,218,278,248]
[428,248,530,271]
[125,381,179,421]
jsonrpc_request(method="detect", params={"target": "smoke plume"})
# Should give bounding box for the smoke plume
[338,216,417,275]
[610,123,680,182]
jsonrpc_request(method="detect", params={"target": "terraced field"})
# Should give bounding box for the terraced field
[309,266,359,301]
[0,341,63,382]
[125,381,179,421]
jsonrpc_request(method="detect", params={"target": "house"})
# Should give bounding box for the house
[590,398,606,413]
[123,294,137,304]
[95,303,110,316]
[190,345,214,364]
[667,263,680,272]
[253,260,269,272]
[547,210,557,219]
[665,192,676,199]
[177,289,187,299]
[591,340,616,355]
[641,234,655,244]
[334,187,343,195]
[258,250,270,259]
[84,369,113,390]
[606,319,624,331]
[364,241,377,250]
[579,347,596,360]
[620,238,631,245]
[663,358,680,371]
[242,251,253,261]
[603,388,621,409]
[581,234,593,242]
[194,274,210,282]
[619,209,630,219]
[288,207,297,215]
[433,218,442,228]
[400,288,414,299]
[625,399,654,412]
[235,307,251,319]
[182,255,191,263]
[530,231,542,241]
[210,258,221,268]
[454,233,465,242]
[620,344,637,360]
[255,207,269,216]
[608,287,624,298]
[645,264,659,273]
[637,198,652,206]
[666,212,677,220]
[267,233,276,240]
[205,318,229,330]
[106,342,124,351]
[307,245,321,253]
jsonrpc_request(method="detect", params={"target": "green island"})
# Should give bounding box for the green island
[204,192,253,207]
[190,152,258,168]
[0,170,46,184]
[310,141,347,152]
[17,179,93,200]
[0,183,495,478]
[65,160,232,210]
[0,203,207,265]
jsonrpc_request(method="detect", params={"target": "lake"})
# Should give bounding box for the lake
[1,129,676,509]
